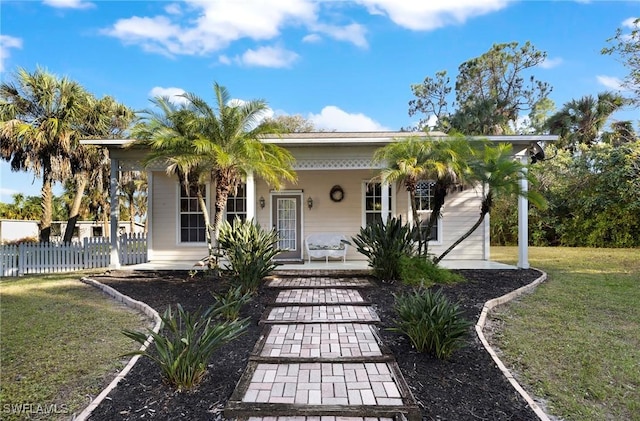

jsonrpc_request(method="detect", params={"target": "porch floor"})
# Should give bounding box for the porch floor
[120,259,517,271]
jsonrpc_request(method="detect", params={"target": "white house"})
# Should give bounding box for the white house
[84,132,556,269]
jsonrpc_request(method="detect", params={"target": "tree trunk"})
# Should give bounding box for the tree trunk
[128,192,135,234]
[423,181,447,258]
[435,209,487,264]
[409,189,423,255]
[63,174,88,243]
[196,192,215,269]
[39,169,53,243]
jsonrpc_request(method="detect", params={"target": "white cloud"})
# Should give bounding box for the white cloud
[312,23,368,48]
[596,75,624,91]
[539,57,563,69]
[302,34,322,43]
[308,106,389,131]
[355,0,509,31]
[148,87,188,105]
[622,17,639,29]
[103,0,318,56]
[0,35,22,72]
[218,55,232,65]
[164,3,182,15]
[239,45,299,68]
[43,0,94,9]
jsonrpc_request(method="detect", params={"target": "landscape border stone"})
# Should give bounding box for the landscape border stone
[475,269,552,421]
[73,276,162,421]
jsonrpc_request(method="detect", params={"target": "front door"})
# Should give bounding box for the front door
[272,194,302,261]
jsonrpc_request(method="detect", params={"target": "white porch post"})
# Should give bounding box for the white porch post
[245,171,256,220]
[517,154,529,269]
[381,182,389,224]
[109,158,121,269]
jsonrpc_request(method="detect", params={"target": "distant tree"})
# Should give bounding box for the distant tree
[602,120,639,146]
[0,67,91,242]
[519,98,556,134]
[264,114,318,133]
[408,71,452,132]
[603,18,640,105]
[452,41,551,135]
[408,42,551,136]
[546,92,625,152]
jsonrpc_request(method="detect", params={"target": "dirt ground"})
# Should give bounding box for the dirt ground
[86,268,543,421]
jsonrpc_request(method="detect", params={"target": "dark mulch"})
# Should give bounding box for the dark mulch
[87,268,543,421]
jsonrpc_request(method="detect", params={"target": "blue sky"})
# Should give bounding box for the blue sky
[1,0,638,202]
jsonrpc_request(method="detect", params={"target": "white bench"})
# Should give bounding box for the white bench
[305,233,350,263]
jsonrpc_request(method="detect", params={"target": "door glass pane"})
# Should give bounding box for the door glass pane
[277,198,296,251]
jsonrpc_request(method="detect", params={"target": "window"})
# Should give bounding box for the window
[415,180,439,242]
[179,184,206,243]
[225,183,247,223]
[364,182,392,225]
[92,226,103,237]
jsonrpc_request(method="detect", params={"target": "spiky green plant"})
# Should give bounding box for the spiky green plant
[211,285,254,321]
[122,304,247,390]
[391,288,471,359]
[218,218,281,292]
[351,216,416,281]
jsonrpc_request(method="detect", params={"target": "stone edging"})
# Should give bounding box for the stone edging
[74,277,162,421]
[475,269,551,421]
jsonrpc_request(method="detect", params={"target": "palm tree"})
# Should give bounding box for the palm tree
[1,67,91,242]
[61,96,135,243]
[185,83,297,242]
[547,92,626,152]
[434,143,546,263]
[372,136,472,256]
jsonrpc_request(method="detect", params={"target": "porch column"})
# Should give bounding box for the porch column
[109,157,121,269]
[245,171,256,220]
[517,154,529,269]
[381,182,389,224]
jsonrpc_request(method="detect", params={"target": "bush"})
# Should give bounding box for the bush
[351,217,416,281]
[391,288,471,359]
[122,304,247,390]
[211,285,253,321]
[398,255,464,286]
[218,218,281,292]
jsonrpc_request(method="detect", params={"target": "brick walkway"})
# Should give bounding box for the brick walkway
[225,276,420,420]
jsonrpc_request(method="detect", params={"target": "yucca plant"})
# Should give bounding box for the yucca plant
[351,216,416,281]
[122,304,248,390]
[211,285,254,321]
[218,218,281,293]
[391,288,471,359]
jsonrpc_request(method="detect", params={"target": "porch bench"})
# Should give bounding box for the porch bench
[305,233,350,263]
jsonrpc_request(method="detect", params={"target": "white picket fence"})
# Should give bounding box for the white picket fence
[0,233,147,277]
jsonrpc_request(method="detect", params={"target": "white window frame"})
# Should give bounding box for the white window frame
[176,182,210,246]
[225,183,248,224]
[361,181,394,227]
[411,180,443,245]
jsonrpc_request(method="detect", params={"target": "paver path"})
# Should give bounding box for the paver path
[225,276,420,420]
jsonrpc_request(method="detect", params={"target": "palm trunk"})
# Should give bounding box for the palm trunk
[39,169,53,243]
[409,190,424,255]
[63,174,88,243]
[423,181,447,258]
[197,192,215,269]
[435,194,492,264]
[128,192,135,234]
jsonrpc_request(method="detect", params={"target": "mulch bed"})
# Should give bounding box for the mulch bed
[87,268,543,421]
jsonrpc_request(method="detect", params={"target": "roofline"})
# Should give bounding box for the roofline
[81,132,558,149]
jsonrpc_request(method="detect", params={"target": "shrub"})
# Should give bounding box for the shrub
[211,285,253,321]
[218,218,281,293]
[122,304,248,390]
[391,288,471,359]
[351,217,416,281]
[398,255,464,287]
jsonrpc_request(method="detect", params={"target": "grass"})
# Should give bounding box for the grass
[491,246,640,421]
[0,271,151,421]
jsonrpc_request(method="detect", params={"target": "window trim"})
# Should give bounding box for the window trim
[175,182,210,246]
[361,181,394,227]
[225,183,248,224]
[411,180,443,245]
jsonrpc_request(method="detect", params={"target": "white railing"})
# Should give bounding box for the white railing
[0,233,148,277]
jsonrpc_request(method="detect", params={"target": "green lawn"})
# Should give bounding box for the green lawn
[491,247,640,421]
[0,272,151,421]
